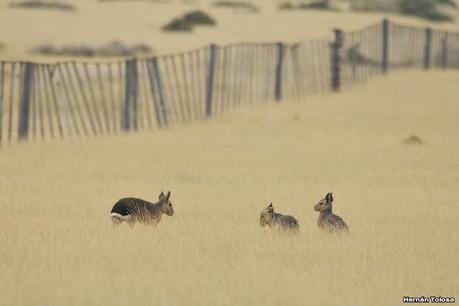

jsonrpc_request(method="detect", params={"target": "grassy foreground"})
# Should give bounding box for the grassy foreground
[1,71,458,306]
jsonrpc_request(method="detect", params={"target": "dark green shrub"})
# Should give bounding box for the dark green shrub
[213,1,260,13]
[298,0,331,9]
[162,10,216,32]
[399,0,456,21]
[348,0,398,12]
[278,1,335,11]
[162,18,193,32]
[403,135,424,145]
[9,1,75,11]
[183,10,216,26]
[31,41,152,57]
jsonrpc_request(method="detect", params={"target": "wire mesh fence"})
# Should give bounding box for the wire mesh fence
[0,19,458,146]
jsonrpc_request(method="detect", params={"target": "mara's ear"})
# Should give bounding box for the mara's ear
[267,203,273,212]
[326,192,333,203]
[159,191,165,200]
[165,191,171,201]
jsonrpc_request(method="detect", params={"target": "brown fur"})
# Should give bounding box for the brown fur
[260,203,299,233]
[110,191,174,226]
[314,193,349,233]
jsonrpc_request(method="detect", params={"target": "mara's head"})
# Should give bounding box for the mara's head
[260,203,274,227]
[159,191,174,216]
[314,192,333,212]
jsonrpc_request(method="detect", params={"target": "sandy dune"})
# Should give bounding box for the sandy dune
[0,0,458,62]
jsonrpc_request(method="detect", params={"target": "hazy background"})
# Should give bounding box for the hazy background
[0,0,458,60]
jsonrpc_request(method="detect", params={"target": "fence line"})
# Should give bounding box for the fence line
[0,19,458,146]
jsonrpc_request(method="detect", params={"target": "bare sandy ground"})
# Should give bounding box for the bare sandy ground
[1,70,458,305]
[0,0,458,62]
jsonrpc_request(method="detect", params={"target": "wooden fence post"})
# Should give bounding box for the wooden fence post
[424,28,432,70]
[122,59,138,131]
[331,29,343,92]
[441,33,448,69]
[18,62,34,141]
[151,57,168,127]
[205,44,217,118]
[274,42,284,101]
[382,18,389,73]
[0,62,4,147]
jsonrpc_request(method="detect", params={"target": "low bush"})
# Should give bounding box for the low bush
[348,0,398,12]
[213,1,260,13]
[31,41,153,57]
[162,10,216,32]
[403,135,424,145]
[183,10,216,26]
[399,0,457,21]
[349,0,456,21]
[162,18,193,32]
[279,1,336,11]
[9,0,75,11]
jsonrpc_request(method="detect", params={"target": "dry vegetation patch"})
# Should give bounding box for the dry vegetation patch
[279,0,336,10]
[9,0,75,11]
[31,41,152,57]
[162,10,216,32]
[213,1,260,13]
[348,0,399,12]
[403,134,425,145]
[349,0,457,21]
[278,0,457,21]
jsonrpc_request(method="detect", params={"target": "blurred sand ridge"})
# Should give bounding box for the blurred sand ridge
[0,0,458,62]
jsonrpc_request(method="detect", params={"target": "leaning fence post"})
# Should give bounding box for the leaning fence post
[441,33,448,69]
[205,44,217,118]
[122,59,138,131]
[382,19,389,73]
[18,62,34,141]
[274,42,284,101]
[0,62,4,147]
[424,28,432,70]
[151,57,168,127]
[331,29,343,92]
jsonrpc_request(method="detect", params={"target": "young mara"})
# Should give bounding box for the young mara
[259,203,299,233]
[314,192,349,233]
[110,191,174,226]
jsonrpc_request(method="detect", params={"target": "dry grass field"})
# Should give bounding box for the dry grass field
[1,70,459,306]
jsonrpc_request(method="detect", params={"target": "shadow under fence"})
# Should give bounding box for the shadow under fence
[0,19,458,146]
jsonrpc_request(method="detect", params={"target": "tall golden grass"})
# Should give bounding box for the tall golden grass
[1,70,458,306]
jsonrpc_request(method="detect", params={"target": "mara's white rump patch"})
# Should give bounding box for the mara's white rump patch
[111,213,132,221]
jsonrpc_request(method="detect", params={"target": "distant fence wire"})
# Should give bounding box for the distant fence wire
[0,19,458,146]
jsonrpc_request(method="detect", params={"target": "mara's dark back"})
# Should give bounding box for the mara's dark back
[111,197,154,216]
[278,214,299,231]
